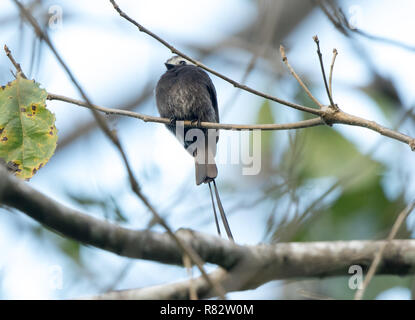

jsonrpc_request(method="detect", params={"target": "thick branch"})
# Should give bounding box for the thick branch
[89,231,415,302]
[2,166,415,300]
[87,269,228,300]
[0,165,244,268]
[12,0,225,298]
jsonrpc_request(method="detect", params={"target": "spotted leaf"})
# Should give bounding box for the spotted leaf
[0,75,57,179]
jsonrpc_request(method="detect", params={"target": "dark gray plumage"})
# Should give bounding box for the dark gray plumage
[156,56,219,186]
[155,56,234,241]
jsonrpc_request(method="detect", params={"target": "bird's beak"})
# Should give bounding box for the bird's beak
[165,63,175,70]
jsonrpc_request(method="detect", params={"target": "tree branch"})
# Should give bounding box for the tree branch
[354,200,415,300]
[108,0,415,151]
[12,0,226,299]
[313,35,336,108]
[48,91,415,151]
[0,165,253,270]
[279,45,323,109]
[88,229,415,302]
[47,92,325,131]
[55,83,154,152]
[317,1,415,52]
[108,0,323,117]
[329,48,338,98]
[4,44,27,79]
[2,165,415,299]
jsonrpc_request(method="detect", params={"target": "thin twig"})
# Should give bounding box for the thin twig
[47,92,325,131]
[278,45,414,149]
[47,92,415,150]
[317,1,415,52]
[313,35,336,108]
[55,84,153,152]
[279,45,323,109]
[315,0,348,36]
[109,0,322,117]
[354,200,415,300]
[183,254,197,300]
[329,48,338,98]
[108,0,415,152]
[331,110,415,149]
[4,44,27,79]
[353,28,415,52]
[278,101,415,242]
[102,261,134,293]
[221,3,282,117]
[12,0,226,300]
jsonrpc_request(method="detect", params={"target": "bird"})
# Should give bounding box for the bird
[155,55,234,241]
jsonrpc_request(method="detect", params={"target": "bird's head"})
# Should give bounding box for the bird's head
[164,55,194,70]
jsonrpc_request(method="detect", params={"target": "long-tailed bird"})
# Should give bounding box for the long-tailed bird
[155,55,233,241]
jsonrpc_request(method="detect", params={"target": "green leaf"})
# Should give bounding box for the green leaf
[57,237,82,265]
[256,99,274,155]
[0,75,57,179]
[294,125,382,191]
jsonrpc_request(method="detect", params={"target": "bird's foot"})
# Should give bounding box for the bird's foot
[169,116,178,126]
[190,118,202,128]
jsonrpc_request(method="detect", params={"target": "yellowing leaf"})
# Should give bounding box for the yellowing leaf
[0,75,57,179]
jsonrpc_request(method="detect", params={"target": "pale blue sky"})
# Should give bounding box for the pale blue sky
[0,0,414,299]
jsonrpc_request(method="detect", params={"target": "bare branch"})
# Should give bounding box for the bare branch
[47,91,415,150]
[317,1,415,52]
[0,165,235,268]
[329,48,338,98]
[354,200,415,300]
[90,234,415,299]
[2,166,415,299]
[47,92,325,131]
[88,230,415,301]
[221,3,284,116]
[12,0,226,299]
[280,45,323,108]
[313,35,336,108]
[328,109,415,149]
[55,83,153,152]
[4,44,27,79]
[86,269,228,300]
[5,39,415,152]
[107,0,415,151]
[183,254,198,300]
[108,0,323,116]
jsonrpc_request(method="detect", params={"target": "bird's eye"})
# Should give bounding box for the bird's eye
[179,60,186,65]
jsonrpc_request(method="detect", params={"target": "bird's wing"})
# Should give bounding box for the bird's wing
[195,68,219,123]
[206,78,219,123]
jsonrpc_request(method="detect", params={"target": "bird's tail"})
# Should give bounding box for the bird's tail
[195,156,217,185]
[208,180,234,241]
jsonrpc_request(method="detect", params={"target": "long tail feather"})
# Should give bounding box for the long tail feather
[208,182,221,237]
[213,179,234,241]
